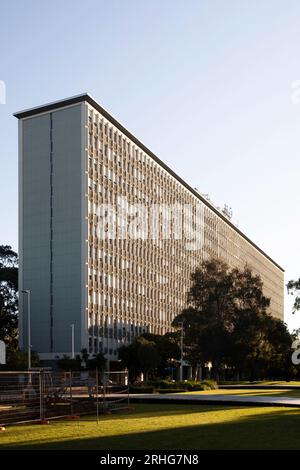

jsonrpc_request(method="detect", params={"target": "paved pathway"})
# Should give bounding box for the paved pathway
[129,392,300,408]
[220,384,300,390]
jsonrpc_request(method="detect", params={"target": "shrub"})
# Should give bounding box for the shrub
[178,381,204,391]
[201,379,218,390]
[177,380,218,391]
[145,379,218,392]
[129,386,155,394]
[147,380,175,389]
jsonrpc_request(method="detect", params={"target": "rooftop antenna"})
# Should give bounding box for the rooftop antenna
[222,204,233,220]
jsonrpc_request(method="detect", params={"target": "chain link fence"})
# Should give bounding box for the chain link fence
[0,369,129,426]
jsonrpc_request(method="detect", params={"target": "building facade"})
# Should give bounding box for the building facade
[15,94,284,361]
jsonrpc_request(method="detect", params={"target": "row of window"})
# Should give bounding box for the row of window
[86,105,284,322]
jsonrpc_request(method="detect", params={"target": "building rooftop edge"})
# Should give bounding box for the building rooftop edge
[13,93,285,273]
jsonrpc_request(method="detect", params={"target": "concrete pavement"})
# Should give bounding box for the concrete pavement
[129,392,300,408]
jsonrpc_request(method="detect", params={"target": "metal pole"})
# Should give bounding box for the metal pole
[126,369,129,408]
[103,370,106,411]
[69,371,73,416]
[22,290,31,376]
[39,370,44,422]
[179,322,184,382]
[96,367,99,424]
[71,324,75,359]
[27,291,31,371]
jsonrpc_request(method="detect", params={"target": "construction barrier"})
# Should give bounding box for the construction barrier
[0,369,129,426]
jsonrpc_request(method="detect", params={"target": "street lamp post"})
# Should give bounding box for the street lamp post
[21,290,31,371]
[71,324,75,359]
[179,322,184,382]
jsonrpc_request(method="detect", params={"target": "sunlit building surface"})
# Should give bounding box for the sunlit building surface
[15,94,284,361]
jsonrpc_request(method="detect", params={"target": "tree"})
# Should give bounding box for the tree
[232,266,270,312]
[0,245,18,351]
[287,279,300,313]
[139,332,180,377]
[265,316,295,380]
[119,336,160,382]
[56,349,107,372]
[81,348,89,365]
[86,353,107,371]
[56,354,82,371]
[172,258,288,380]
[137,337,160,381]
[0,307,18,352]
[6,349,40,370]
[173,259,238,377]
[119,341,141,382]
[0,245,18,287]
[229,309,274,380]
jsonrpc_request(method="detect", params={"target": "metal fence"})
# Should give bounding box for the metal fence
[102,371,130,412]
[0,371,42,425]
[0,369,129,426]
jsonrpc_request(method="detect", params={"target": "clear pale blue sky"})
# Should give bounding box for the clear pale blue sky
[1,0,300,329]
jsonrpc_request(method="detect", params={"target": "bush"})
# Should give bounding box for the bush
[129,386,155,394]
[145,379,218,392]
[178,380,218,391]
[177,381,205,391]
[147,380,175,389]
[201,379,218,390]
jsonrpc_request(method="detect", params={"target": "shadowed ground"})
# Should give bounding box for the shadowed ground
[1,403,300,450]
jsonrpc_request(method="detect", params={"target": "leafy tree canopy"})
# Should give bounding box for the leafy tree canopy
[172,258,292,380]
[0,245,18,351]
[287,279,300,313]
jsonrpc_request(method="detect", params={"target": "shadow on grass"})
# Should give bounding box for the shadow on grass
[2,405,300,450]
[73,403,228,421]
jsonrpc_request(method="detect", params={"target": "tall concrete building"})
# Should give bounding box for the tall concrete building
[15,94,284,361]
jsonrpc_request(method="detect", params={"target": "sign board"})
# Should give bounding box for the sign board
[0,341,6,364]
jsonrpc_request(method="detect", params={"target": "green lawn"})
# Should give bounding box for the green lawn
[220,380,300,386]
[1,403,300,450]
